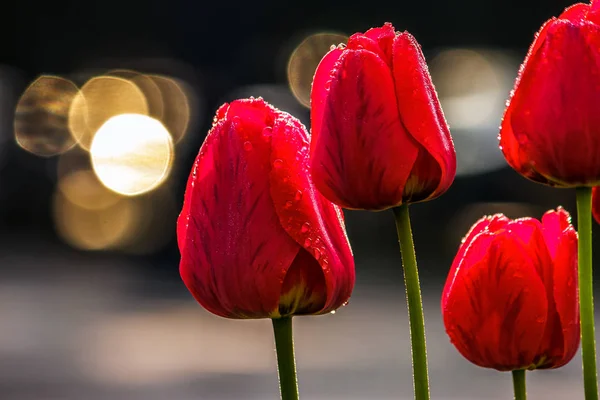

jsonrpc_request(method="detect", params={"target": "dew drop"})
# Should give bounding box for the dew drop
[243,141,253,151]
[314,248,321,260]
[330,310,336,315]
[314,238,321,246]
[295,190,303,201]
[304,238,312,247]
[301,222,310,233]
[285,200,293,209]
[232,116,241,125]
[273,159,284,169]
[262,126,273,141]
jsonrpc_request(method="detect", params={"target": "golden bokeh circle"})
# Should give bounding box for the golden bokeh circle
[58,169,121,211]
[69,76,149,150]
[287,33,348,108]
[53,190,138,251]
[90,114,174,196]
[14,76,80,156]
[106,69,165,119]
[148,75,191,143]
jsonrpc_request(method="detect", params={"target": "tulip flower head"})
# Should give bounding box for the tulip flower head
[500,0,600,187]
[310,23,456,211]
[442,208,579,371]
[178,98,355,319]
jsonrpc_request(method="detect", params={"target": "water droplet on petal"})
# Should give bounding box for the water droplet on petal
[243,141,253,151]
[301,222,310,233]
[295,190,303,201]
[262,127,272,141]
[314,238,321,246]
[330,310,336,315]
[304,238,312,247]
[285,200,293,209]
[314,248,321,260]
[273,159,284,169]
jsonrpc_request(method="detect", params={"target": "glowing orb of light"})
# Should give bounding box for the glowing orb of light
[287,33,348,108]
[14,76,80,156]
[90,114,173,196]
[53,191,138,251]
[148,75,191,144]
[69,76,149,150]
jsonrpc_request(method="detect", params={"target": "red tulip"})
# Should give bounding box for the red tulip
[441,208,579,371]
[310,23,456,211]
[178,98,355,319]
[499,0,600,187]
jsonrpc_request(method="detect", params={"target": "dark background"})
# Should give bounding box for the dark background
[2,0,597,399]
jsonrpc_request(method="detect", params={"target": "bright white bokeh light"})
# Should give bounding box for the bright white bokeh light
[90,114,173,196]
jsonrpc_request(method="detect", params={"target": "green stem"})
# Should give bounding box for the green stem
[393,204,430,400]
[512,369,526,400]
[272,317,299,400]
[576,187,599,400]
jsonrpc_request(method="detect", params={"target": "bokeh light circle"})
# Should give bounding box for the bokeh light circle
[53,190,138,251]
[14,76,80,156]
[69,76,149,150]
[90,114,173,196]
[287,33,348,108]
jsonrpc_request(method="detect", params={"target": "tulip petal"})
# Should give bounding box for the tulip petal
[506,20,600,186]
[362,22,396,64]
[499,19,556,186]
[347,34,388,65]
[507,218,565,367]
[559,3,589,23]
[178,99,300,318]
[443,232,548,370]
[392,33,456,201]
[310,47,343,153]
[588,0,600,24]
[441,214,510,304]
[270,112,355,314]
[310,48,419,210]
[542,209,580,367]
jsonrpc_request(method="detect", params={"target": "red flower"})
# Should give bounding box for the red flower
[177,98,355,319]
[441,208,579,371]
[499,0,600,187]
[309,23,456,211]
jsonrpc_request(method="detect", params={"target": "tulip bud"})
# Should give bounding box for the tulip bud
[442,208,580,371]
[500,0,600,187]
[178,98,355,319]
[310,23,456,210]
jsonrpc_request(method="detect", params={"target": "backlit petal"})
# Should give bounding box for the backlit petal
[443,232,548,370]
[392,33,456,201]
[310,48,419,210]
[178,99,299,318]
[507,20,600,186]
[542,208,580,367]
[271,113,355,314]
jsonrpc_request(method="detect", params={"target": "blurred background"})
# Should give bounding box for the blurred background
[3,0,598,398]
